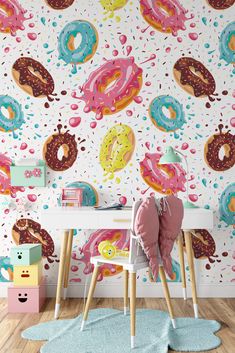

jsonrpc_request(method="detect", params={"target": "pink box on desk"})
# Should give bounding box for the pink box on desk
[8,277,46,313]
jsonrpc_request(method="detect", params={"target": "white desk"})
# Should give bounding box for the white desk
[42,207,214,318]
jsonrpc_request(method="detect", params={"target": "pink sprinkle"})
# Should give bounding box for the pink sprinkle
[189,194,198,202]
[71,265,79,272]
[177,37,183,43]
[119,34,127,45]
[27,33,37,41]
[157,146,161,151]
[29,23,35,28]
[190,184,196,189]
[71,104,78,110]
[189,33,198,41]
[105,44,110,48]
[69,117,81,127]
[20,142,27,150]
[16,37,21,43]
[134,96,143,104]
[145,81,151,86]
[150,31,155,36]
[29,149,35,154]
[232,265,235,272]
[27,194,37,202]
[190,23,196,28]
[165,47,171,53]
[4,47,10,53]
[126,45,132,56]
[69,278,81,283]
[112,49,118,56]
[126,110,133,116]
[181,143,189,150]
[90,121,97,129]
[145,142,150,150]
[119,196,127,205]
[230,117,235,127]
[190,149,196,154]
[4,209,10,214]
[232,104,235,110]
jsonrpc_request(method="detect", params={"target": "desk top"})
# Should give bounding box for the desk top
[41,207,214,230]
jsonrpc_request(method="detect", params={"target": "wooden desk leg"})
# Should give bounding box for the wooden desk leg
[184,230,198,318]
[63,229,74,300]
[81,265,99,331]
[130,272,136,349]
[159,266,176,329]
[177,232,187,300]
[124,269,129,315]
[55,230,69,319]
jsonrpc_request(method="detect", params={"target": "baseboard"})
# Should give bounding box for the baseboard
[1,283,234,298]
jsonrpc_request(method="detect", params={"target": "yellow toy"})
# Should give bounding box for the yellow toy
[98,241,129,260]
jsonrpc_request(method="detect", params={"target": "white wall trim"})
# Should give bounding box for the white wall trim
[1,282,235,298]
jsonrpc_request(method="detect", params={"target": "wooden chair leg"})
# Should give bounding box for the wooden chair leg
[80,265,99,331]
[63,229,74,300]
[177,232,187,300]
[184,230,199,318]
[54,230,69,319]
[130,271,136,349]
[124,269,129,315]
[159,266,176,329]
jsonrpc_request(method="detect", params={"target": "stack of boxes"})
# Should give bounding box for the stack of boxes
[8,244,46,313]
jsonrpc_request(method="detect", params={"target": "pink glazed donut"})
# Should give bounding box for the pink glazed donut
[140,0,191,36]
[0,0,30,36]
[140,152,187,194]
[77,57,143,120]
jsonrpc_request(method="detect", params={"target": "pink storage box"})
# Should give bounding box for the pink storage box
[8,277,46,313]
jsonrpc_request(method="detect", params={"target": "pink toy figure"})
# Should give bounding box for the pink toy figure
[61,188,83,207]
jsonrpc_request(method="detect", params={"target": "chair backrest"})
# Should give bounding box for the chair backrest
[128,200,148,265]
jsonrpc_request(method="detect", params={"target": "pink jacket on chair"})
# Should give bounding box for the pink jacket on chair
[157,195,184,279]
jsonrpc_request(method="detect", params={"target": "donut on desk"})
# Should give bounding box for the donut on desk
[78,57,142,120]
[0,0,29,36]
[149,95,186,132]
[12,57,55,99]
[204,124,235,171]
[219,22,235,65]
[99,124,135,176]
[173,57,216,98]
[45,0,75,9]
[61,181,98,206]
[140,0,191,36]
[140,152,187,194]
[12,218,55,260]
[207,0,235,9]
[0,95,24,132]
[58,20,98,73]
[43,124,78,171]
[219,183,235,226]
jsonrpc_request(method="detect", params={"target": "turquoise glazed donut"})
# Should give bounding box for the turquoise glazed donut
[58,181,98,206]
[0,95,24,132]
[0,256,13,282]
[149,95,186,132]
[219,22,235,65]
[219,183,235,226]
[58,20,98,74]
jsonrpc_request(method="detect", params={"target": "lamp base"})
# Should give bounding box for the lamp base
[183,201,199,209]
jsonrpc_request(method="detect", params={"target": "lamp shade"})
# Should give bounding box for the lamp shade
[159,146,182,164]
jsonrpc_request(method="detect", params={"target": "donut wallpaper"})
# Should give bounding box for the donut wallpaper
[0,0,234,292]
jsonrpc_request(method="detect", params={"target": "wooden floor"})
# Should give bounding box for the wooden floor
[0,298,234,352]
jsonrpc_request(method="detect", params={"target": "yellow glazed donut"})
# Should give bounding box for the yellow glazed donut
[99,124,135,177]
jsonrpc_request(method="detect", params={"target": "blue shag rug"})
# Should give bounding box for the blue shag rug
[22,308,221,353]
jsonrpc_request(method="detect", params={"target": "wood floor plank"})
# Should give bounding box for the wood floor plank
[0,298,234,353]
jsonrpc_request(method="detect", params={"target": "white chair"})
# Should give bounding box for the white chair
[80,200,176,349]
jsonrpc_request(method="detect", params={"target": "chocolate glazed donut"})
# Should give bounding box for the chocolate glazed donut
[207,0,235,9]
[183,229,216,260]
[12,57,55,99]
[45,0,75,9]
[12,218,55,260]
[173,57,216,98]
[43,124,78,171]
[204,124,235,171]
